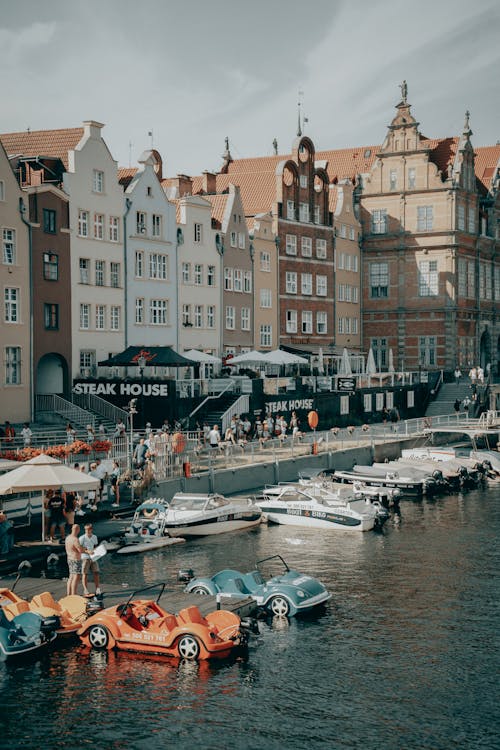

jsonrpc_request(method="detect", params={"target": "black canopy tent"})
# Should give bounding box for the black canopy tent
[98,346,196,367]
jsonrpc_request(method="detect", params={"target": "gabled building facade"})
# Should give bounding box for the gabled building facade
[249,212,278,351]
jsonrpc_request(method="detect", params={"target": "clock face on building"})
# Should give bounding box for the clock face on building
[314,175,324,193]
[283,166,295,186]
[298,143,310,162]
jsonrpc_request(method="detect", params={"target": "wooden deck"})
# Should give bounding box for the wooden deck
[0,574,257,618]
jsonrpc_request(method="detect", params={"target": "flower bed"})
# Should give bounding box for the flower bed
[1,440,112,462]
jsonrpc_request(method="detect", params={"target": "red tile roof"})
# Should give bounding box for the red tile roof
[118,167,137,189]
[0,127,84,169]
[202,193,229,228]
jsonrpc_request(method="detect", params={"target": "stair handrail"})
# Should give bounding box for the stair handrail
[72,392,130,428]
[188,379,235,423]
[35,394,96,428]
[221,394,250,434]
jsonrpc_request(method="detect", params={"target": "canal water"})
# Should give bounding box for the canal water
[1,485,499,750]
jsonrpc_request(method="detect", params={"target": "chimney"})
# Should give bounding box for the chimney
[173,174,193,197]
[83,120,105,139]
[202,171,216,194]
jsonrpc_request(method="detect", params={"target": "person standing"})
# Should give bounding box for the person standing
[21,423,32,447]
[133,438,148,469]
[86,424,95,444]
[4,421,15,444]
[208,425,221,450]
[79,523,101,596]
[454,367,461,386]
[110,460,121,507]
[64,491,77,531]
[66,423,76,444]
[48,488,66,543]
[65,524,85,596]
[454,398,461,415]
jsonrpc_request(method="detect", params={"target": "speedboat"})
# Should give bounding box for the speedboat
[299,469,401,506]
[164,493,262,537]
[333,465,436,498]
[297,478,390,525]
[118,498,185,554]
[254,484,379,531]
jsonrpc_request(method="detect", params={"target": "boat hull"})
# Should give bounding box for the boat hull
[167,514,261,537]
[258,505,375,531]
[116,538,185,554]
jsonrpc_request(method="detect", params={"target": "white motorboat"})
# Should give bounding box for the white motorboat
[297,480,390,526]
[254,484,380,531]
[299,469,401,505]
[118,498,185,553]
[334,465,437,497]
[164,493,262,537]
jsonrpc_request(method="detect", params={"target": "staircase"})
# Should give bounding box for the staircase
[425,380,474,417]
[191,394,245,431]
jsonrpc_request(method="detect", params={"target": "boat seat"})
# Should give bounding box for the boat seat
[31,592,58,611]
[178,606,208,627]
[231,578,251,595]
[3,601,30,619]
[159,614,178,632]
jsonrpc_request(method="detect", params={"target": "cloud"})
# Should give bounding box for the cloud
[0,22,57,64]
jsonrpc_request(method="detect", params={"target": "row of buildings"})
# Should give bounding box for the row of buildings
[1,86,499,422]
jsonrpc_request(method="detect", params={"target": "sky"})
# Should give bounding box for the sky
[1,0,499,176]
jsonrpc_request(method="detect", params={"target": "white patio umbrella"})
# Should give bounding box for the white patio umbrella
[0,453,99,541]
[317,347,325,375]
[264,349,309,366]
[183,349,221,364]
[339,348,352,376]
[388,348,395,373]
[366,348,378,375]
[227,350,269,365]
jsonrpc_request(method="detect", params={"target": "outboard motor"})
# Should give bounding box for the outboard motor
[40,615,60,638]
[177,569,194,583]
[240,617,259,635]
[86,596,104,616]
[458,466,470,486]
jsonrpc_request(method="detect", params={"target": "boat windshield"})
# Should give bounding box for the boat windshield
[169,495,208,511]
[278,489,314,503]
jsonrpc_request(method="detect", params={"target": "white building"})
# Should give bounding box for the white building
[63,121,125,378]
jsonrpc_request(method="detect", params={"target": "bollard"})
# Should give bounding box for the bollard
[183,461,191,478]
[311,442,318,455]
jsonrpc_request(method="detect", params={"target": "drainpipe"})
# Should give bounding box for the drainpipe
[19,197,34,422]
[123,197,132,347]
[216,234,224,356]
[176,227,184,352]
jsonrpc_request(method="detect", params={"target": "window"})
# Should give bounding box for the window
[300,175,308,188]
[230,231,237,248]
[135,251,144,278]
[93,170,104,193]
[135,298,144,324]
[207,306,215,328]
[224,267,233,291]
[467,260,475,298]
[110,262,120,288]
[468,207,475,234]
[349,226,355,241]
[458,258,467,297]
[301,237,312,257]
[314,205,321,224]
[92,213,103,240]
[147,186,153,197]
[79,350,96,377]
[109,216,119,242]
[371,209,388,234]
[244,270,252,293]
[194,305,203,328]
[78,210,89,237]
[194,264,203,285]
[95,305,105,330]
[353,287,359,303]
[495,266,500,301]
[234,269,243,292]
[299,203,310,222]
[369,262,389,298]
[286,309,297,333]
[419,336,436,366]
[458,204,465,231]
[182,304,192,327]
[241,307,250,330]
[149,300,167,325]
[136,211,146,234]
[316,275,327,296]
[285,235,297,255]
[352,255,359,272]
[479,262,486,298]
[408,167,416,189]
[260,289,272,308]
[80,303,90,329]
[225,306,235,329]
[301,311,313,334]
[389,170,397,190]
[79,258,90,284]
[207,265,216,286]
[149,253,168,280]
[260,252,271,271]
[152,215,162,238]
[338,252,345,270]
[317,311,327,333]
[182,262,191,284]
[417,206,433,231]
[371,338,387,370]
[286,272,297,294]
[316,238,327,259]
[418,260,438,296]
[286,200,295,220]
[42,303,58,330]
[238,232,245,249]
[260,324,272,347]
[0,180,4,201]
[301,273,312,295]
[43,209,56,234]
[340,224,347,239]
[2,229,16,264]
[194,223,202,243]
[5,346,21,384]
[95,260,105,286]
[43,252,58,280]
[110,306,120,330]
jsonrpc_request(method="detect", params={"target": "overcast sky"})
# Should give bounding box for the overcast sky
[1,0,499,176]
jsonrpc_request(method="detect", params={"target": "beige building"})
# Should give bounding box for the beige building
[250,212,278,350]
[0,142,31,422]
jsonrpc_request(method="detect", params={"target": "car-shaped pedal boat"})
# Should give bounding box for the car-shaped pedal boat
[0,587,87,637]
[185,554,331,617]
[78,583,246,660]
[0,592,58,660]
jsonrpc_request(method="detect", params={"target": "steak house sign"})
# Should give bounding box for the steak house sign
[73,381,169,397]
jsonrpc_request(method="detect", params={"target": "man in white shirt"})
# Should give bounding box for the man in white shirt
[208,425,221,449]
[79,523,101,596]
[21,423,32,447]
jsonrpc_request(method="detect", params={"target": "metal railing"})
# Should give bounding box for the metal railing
[35,394,96,429]
[188,379,235,423]
[72,392,129,429]
[221,395,250,434]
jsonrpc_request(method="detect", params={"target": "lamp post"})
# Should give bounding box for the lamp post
[127,398,137,505]
[137,354,146,428]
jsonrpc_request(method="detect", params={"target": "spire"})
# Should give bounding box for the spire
[220,136,233,173]
[399,80,408,105]
[297,102,302,137]
[272,138,278,155]
[463,109,472,137]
